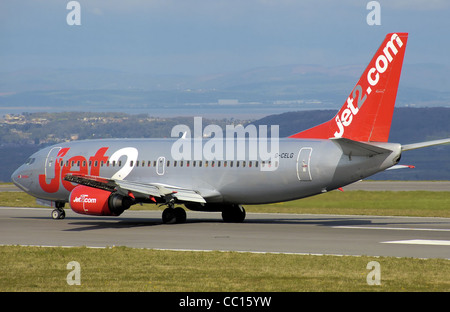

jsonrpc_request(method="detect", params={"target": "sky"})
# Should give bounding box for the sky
[1,0,450,76]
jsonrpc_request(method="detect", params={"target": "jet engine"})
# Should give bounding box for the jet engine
[69,185,133,216]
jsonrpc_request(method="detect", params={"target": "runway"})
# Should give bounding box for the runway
[1,207,449,259]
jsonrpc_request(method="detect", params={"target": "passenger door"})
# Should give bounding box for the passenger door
[296,147,312,181]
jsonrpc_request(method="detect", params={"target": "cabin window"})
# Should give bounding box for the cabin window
[174,161,177,167]
[187,160,190,167]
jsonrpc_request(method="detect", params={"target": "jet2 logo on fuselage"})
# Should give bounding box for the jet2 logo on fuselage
[39,147,138,193]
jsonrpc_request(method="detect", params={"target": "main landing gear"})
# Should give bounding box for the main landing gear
[162,202,187,224]
[222,204,246,223]
[161,202,246,224]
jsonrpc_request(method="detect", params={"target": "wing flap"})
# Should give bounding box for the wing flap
[153,183,207,203]
[114,179,161,197]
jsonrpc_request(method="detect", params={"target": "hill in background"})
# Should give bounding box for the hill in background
[1,107,449,182]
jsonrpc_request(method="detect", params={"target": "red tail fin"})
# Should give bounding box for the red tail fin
[289,33,408,142]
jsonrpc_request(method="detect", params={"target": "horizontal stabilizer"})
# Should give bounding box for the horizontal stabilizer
[386,164,415,170]
[401,138,450,151]
[331,138,393,157]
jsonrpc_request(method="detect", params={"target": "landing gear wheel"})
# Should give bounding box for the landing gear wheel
[51,209,65,220]
[174,207,186,224]
[222,205,246,223]
[162,208,176,224]
[162,207,187,224]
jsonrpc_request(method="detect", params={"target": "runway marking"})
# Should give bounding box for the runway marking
[381,239,450,246]
[334,226,450,232]
[0,244,368,258]
[0,207,50,211]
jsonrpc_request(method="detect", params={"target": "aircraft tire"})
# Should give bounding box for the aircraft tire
[51,209,65,220]
[222,205,246,223]
[174,207,187,223]
[162,208,177,224]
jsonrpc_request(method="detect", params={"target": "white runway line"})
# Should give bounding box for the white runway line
[381,239,450,246]
[334,226,450,232]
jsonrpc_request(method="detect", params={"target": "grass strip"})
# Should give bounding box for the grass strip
[0,246,449,292]
[3,190,449,218]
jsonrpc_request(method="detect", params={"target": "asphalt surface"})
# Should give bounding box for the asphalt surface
[1,207,449,259]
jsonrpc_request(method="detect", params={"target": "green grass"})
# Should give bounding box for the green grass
[245,191,450,218]
[1,189,449,217]
[0,246,449,292]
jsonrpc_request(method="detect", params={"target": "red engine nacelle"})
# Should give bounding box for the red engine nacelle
[69,185,133,216]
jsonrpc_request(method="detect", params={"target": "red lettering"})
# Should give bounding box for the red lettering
[38,147,110,194]
[61,155,88,191]
[89,147,109,176]
[38,148,70,193]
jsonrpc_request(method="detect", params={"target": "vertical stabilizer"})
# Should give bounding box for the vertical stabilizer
[289,33,408,142]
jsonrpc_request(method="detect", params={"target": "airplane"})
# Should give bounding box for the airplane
[11,32,450,224]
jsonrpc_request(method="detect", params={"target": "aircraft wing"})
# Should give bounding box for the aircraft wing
[64,174,206,203]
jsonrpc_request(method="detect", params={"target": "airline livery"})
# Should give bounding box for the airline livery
[11,33,450,223]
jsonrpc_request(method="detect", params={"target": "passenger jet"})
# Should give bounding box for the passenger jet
[11,33,450,223]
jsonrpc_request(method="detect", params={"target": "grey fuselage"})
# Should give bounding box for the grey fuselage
[12,138,401,207]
